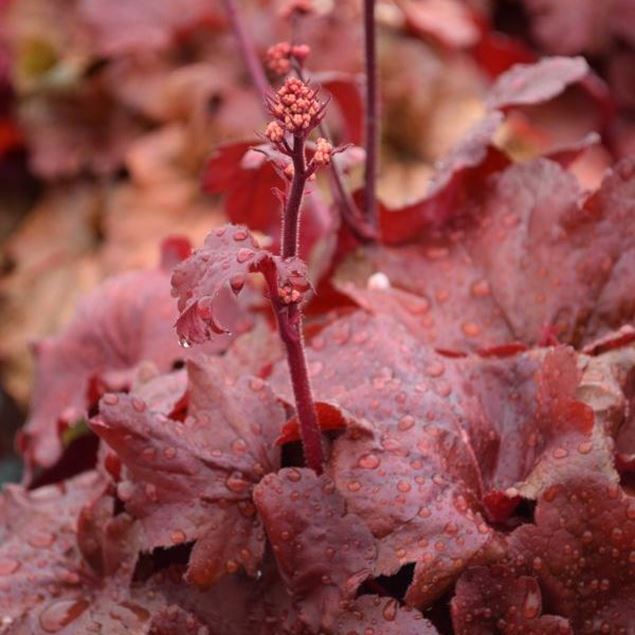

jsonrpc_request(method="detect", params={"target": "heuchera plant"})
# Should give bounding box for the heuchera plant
[2,1,635,634]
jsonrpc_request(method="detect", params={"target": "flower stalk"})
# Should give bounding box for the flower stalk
[262,78,334,473]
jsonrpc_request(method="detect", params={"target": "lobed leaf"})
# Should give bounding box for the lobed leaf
[171,223,309,346]
[92,357,284,587]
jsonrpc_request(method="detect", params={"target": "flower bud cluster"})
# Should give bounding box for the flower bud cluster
[266,77,326,136]
[313,137,333,166]
[265,41,310,76]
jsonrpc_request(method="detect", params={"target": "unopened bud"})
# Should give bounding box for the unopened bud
[265,120,285,143]
[313,137,333,166]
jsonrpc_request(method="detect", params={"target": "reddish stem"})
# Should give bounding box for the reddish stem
[282,135,308,258]
[363,0,378,228]
[273,134,325,473]
[221,0,269,100]
[275,302,325,474]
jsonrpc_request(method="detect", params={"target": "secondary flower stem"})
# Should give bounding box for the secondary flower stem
[221,0,269,100]
[363,0,378,228]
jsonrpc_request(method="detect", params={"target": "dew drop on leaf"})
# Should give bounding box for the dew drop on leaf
[27,531,56,548]
[0,559,19,575]
[382,598,398,622]
[163,446,177,459]
[236,248,253,263]
[39,599,90,633]
[171,530,186,544]
[357,454,380,469]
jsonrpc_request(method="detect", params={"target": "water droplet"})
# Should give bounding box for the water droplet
[232,439,247,454]
[171,530,186,545]
[444,522,458,535]
[367,272,390,290]
[226,472,249,494]
[382,599,398,621]
[179,337,191,349]
[225,560,239,573]
[357,454,380,470]
[471,280,490,297]
[462,322,481,337]
[286,469,301,482]
[398,415,415,431]
[39,599,90,632]
[0,559,19,575]
[230,274,245,293]
[522,588,540,619]
[131,398,146,413]
[103,394,119,406]
[28,531,56,548]
[543,486,558,502]
[236,248,254,263]
[233,230,248,241]
[425,362,445,378]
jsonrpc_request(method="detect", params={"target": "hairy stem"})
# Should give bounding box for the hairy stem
[363,0,378,228]
[282,136,308,258]
[277,303,325,474]
[221,0,269,100]
[276,134,325,473]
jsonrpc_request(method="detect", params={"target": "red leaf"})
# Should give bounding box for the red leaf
[337,595,440,634]
[0,471,104,625]
[458,347,616,504]
[91,357,285,587]
[341,157,635,351]
[253,468,376,631]
[452,566,572,634]
[270,312,495,606]
[171,223,308,345]
[21,262,227,472]
[202,141,284,237]
[509,478,635,632]
[486,56,590,111]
